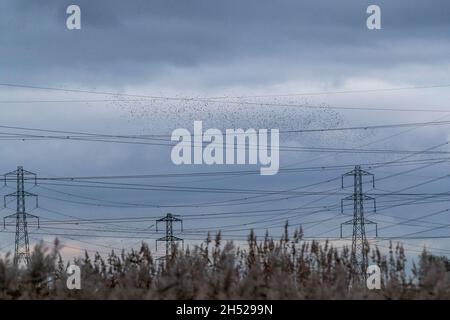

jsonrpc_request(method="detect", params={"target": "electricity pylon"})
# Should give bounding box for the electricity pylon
[3,166,40,267]
[340,165,377,279]
[156,213,183,258]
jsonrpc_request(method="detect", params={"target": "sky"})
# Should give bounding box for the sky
[1,0,450,261]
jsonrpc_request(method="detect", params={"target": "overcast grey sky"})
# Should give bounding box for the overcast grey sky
[1,0,450,260]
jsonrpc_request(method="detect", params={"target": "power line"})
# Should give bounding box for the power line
[206,84,450,99]
[6,157,447,181]
[3,121,450,141]
[5,130,450,155]
[2,99,450,113]
[2,82,450,110]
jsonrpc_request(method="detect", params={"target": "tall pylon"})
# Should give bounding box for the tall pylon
[156,213,183,258]
[340,165,377,279]
[3,166,40,266]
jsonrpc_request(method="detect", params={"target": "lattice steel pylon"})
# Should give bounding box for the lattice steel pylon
[156,213,183,258]
[340,165,377,280]
[3,166,40,267]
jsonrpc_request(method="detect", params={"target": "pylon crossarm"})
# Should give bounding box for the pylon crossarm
[367,173,375,188]
[342,169,356,177]
[341,196,355,214]
[4,193,17,207]
[362,195,376,212]
[340,219,354,238]
[3,169,18,177]
[3,213,17,228]
[364,219,378,237]
[26,214,40,228]
[341,219,354,225]
[21,169,37,178]
[359,169,374,176]
[5,192,18,198]
[341,171,355,188]
[23,191,38,197]
[20,193,39,209]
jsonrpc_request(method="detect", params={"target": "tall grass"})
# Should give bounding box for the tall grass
[0,227,449,299]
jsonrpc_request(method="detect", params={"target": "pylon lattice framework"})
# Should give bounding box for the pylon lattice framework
[340,165,378,278]
[156,213,183,258]
[3,166,40,266]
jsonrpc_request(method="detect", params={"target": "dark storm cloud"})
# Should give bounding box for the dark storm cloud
[0,0,449,87]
